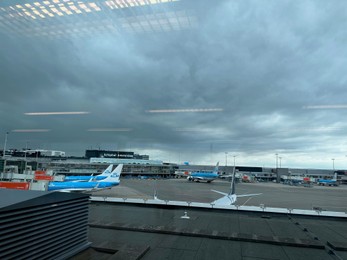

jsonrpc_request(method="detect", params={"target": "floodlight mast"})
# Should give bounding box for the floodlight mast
[275,153,279,183]
[2,132,9,179]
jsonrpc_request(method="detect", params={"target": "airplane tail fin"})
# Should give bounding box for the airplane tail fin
[213,162,220,174]
[99,164,123,183]
[211,167,261,205]
[210,166,236,205]
[333,172,337,181]
[153,179,158,200]
[230,166,236,195]
[98,164,113,176]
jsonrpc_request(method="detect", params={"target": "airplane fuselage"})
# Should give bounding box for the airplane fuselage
[317,180,338,186]
[48,181,119,191]
[188,172,218,182]
[64,175,107,182]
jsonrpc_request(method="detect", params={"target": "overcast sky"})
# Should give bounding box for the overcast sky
[1,0,347,169]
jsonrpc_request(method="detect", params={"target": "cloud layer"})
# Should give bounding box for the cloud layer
[1,0,347,168]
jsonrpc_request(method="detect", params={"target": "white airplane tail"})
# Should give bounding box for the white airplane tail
[332,172,337,181]
[98,164,123,183]
[211,167,261,205]
[98,164,114,176]
[230,166,236,195]
[211,166,236,205]
[213,162,220,174]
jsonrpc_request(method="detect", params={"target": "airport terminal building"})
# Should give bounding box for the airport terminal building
[0,149,347,184]
[0,149,176,178]
[1,148,346,182]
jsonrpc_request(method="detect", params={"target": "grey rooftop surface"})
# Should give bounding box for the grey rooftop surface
[72,202,347,260]
[72,178,347,259]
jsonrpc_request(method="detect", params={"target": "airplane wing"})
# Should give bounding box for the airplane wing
[236,193,262,197]
[91,182,100,192]
[55,190,73,193]
[54,188,91,193]
[88,174,95,182]
[211,189,228,196]
[211,190,261,205]
[54,187,110,193]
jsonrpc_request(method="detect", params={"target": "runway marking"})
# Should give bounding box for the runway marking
[242,197,252,206]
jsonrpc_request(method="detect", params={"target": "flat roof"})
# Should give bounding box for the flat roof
[81,202,347,259]
[72,178,347,259]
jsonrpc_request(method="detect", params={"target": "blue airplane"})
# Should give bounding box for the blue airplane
[211,167,262,205]
[64,164,113,182]
[318,172,338,186]
[48,164,123,192]
[187,162,219,183]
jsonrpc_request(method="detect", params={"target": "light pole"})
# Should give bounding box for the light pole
[2,132,9,159]
[2,132,9,177]
[225,152,228,167]
[279,157,282,168]
[24,141,29,174]
[332,158,335,171]
[36,150,39,171]
[275,153,279,183]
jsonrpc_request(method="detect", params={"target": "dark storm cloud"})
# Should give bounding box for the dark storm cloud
[1,0,347,167]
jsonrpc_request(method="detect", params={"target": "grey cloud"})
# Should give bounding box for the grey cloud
[1,0,347,166]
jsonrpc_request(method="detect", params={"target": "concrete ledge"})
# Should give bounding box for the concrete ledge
[92,241,150,260]
[327,241,347,251]
[89,197,347,218]
[89,222,325,249]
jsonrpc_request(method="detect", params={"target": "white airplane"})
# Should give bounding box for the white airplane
[48,164,123,192]
[211,167,262,205]
[152,167,261,206]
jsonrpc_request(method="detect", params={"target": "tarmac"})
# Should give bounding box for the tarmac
[71,179,347,260]
[91,178,347,212]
